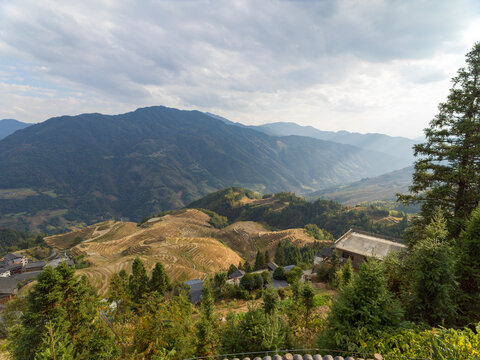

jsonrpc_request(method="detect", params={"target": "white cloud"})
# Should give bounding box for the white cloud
[0,0,479,137]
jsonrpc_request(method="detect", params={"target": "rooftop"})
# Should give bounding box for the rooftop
[0,277,18,294]
[229,269,245,279]
[186,352,383,360]
[25,260,46,269]
[334,229,406,260]
[3,253,24,261]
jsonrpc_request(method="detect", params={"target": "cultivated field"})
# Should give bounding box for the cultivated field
[217,221,321,261]
[45,209,321,295]
[45,210,243,295]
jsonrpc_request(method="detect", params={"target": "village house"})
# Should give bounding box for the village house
[2,253,27,268]
[24,260,46,273]
[0,277,18,304]
[227,269,245,285]
[318,229,407,269]
[267,261,278,272]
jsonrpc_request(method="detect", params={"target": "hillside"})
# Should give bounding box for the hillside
[0,119,31,140]
[308,166,414,205]
[0,106,410,233]
[44,209,317,294]
[188,187,409,238]
[253,121,418,164]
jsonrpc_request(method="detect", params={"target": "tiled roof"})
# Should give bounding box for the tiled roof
[3,253,24,261]
[0,277,18,295]
[334,230,406,260]
[229,269,246,279]
[25,260,46,269]
[267,262,278,271]
[199,353,383,360]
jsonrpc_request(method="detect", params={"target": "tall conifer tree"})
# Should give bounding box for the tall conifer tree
[399,42,480,236]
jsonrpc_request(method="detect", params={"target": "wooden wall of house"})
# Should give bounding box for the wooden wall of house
[339,250,365,269]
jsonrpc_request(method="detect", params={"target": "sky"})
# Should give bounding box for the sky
[0,0,479,138]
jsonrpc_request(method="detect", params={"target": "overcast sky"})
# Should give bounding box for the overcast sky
[1,0,479,138]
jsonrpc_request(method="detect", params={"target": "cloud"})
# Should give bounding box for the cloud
[0,0,479,137]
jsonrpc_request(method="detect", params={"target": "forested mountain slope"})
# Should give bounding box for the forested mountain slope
[0,106,408,232]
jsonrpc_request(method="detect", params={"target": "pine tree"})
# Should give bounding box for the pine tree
[398,42,480,236]
[14,263,98,360]
[408,210,457,326]
[264,251,270,265]
[262,287,278,315]
[128,257,149,305]
[195,281,218,356]
[318,258,403,349]
[254,250,266,270]
[34,322,75,360]
[227,264,237,277]
[457,204,480,323]
[302,282,315,328]
[244,261,252,273]
[149,262,170,295]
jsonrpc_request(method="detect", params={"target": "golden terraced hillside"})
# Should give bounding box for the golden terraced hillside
[45,209,318,295]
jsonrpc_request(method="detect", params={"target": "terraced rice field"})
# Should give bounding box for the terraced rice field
[44,209,323,295]
[45,210,243,295]
[217,221,322,261]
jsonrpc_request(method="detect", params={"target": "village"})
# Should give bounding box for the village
[182,229,406,304]
[0,251,74,304]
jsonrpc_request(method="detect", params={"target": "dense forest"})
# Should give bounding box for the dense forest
[0,228,46,258]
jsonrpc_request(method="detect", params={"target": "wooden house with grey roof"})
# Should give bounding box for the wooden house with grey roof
[331,229,406,269]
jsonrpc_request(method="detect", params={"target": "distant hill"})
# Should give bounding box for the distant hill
[0,119,31,140]
[253,121,419,164]
[308,166,414,205]
[188,187,409,238]
[0,106,410,233]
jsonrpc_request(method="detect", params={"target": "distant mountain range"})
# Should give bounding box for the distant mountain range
[308,166,414,205]
[0,119,31,140]
[247,121,418,164]
[0,106,413,232]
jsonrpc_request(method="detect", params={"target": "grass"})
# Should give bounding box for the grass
[0,188,37,199]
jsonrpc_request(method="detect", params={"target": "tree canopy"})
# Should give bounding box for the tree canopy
[399,42,480,236]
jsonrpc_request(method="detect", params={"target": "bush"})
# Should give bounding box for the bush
[286,266,303,284]
[273,266,287,280]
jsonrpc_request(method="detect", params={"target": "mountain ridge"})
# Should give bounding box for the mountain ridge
[0,105,411,232]
[0,119,31,140]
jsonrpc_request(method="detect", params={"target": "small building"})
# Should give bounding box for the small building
[24,260,46,273]
[332,229,406,269]
[184,279,203,304]
[0,278,18,304]
[47,255,74,269]
[228,269,245,285]
[2,253,27,268]
[267,262,278,272]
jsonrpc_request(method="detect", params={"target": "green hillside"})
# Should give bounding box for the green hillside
[0,106,407,233]
[188,187,408,238]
